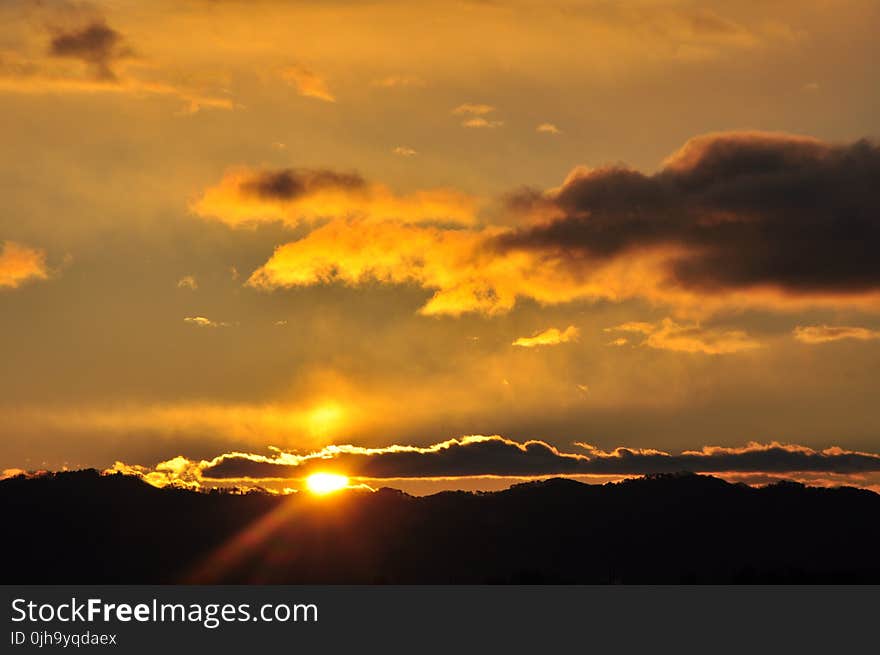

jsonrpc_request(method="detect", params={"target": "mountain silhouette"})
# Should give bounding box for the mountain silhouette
[2,470,878,583]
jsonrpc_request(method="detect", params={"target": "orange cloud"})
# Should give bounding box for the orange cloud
[201,132,880,318]
[512,325,579,348]
[280,65,335,102]
[453,104,503,128]
[372,74,425,88]
[640,319,762,355]
[452,103,495,115]
[0,241,49,289]
[0,72,233,112]
[192,167,477,229]
[606,319,762,354]
[105,458,202,490]
[793,325,880,344]
[245,215,692,316]
[605,321,655,335]
[536,123,561,134]
[462,117,503,129]
[176,275,198,290]
[184,316,229,328]
[7,398,358,452]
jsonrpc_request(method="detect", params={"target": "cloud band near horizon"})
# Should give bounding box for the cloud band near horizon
[97,437,880,492]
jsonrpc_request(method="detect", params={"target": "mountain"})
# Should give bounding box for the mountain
[2,470,878,583]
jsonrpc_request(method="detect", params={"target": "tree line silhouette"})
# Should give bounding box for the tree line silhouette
[2,470,878,583]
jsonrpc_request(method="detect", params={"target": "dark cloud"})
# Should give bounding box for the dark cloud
[497,132,880,295]
[49,21,131,81]
[198,437,880,480]
[240,168,367,201]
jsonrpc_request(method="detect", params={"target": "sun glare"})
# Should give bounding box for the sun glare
[305,472,349,495]
[307,403,344,437]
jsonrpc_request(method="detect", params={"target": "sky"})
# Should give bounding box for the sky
[2,0,880,494]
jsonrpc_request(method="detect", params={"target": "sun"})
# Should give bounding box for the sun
[305,472,349,495]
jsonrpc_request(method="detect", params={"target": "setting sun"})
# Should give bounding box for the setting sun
[305,472,349,495]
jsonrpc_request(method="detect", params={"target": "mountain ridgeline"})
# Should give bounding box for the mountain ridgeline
[2,470,878,583]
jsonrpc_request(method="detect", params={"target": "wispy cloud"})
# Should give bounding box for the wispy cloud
[793,325,880,344]
[513,326,579,348]
[453,103,503,128]
[184,316,229,328]
[0,241,49,289]
[536,123,561,134]
[607,319,761,354]
[280,65,335,102]
[462,117,503,129]
[605,322,655,335]
[452,103,495,115]
[372,74,425,88]
[176,275,198,290]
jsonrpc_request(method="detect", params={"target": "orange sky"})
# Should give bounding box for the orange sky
[1,0,879,493]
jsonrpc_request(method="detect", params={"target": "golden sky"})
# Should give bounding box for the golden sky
[2,0,880,493]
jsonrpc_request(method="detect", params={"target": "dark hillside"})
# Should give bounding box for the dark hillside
[2,470,878,583]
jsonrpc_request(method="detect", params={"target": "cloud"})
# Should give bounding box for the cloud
[499,132,880,306]
[0,18,231,112]
[0,241,49,289]
[183,316,228,328]
[7,399,357,452]
[606,318,762,355]
[176,275,198,290]
[49,21,131,81]
[192,166,477,228]
[0,70,233,113]
[536,123,561,134]
[605,321,655,335]
[105,458,202,491]
[280,65,335,102]
[115,437,880,489]
[393,146,417,157]
[793,325,880,344]
[240,168,365,200]
[372,75,425,88]
[644,321,761,354]
[462,117,503,129]
[246,218,516,315]
[240,215,703,316]
[452,104,503,128]
[221,132,880,318]
[512,325,579,348]
[452,103,495,115]
[1,468,29,480]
